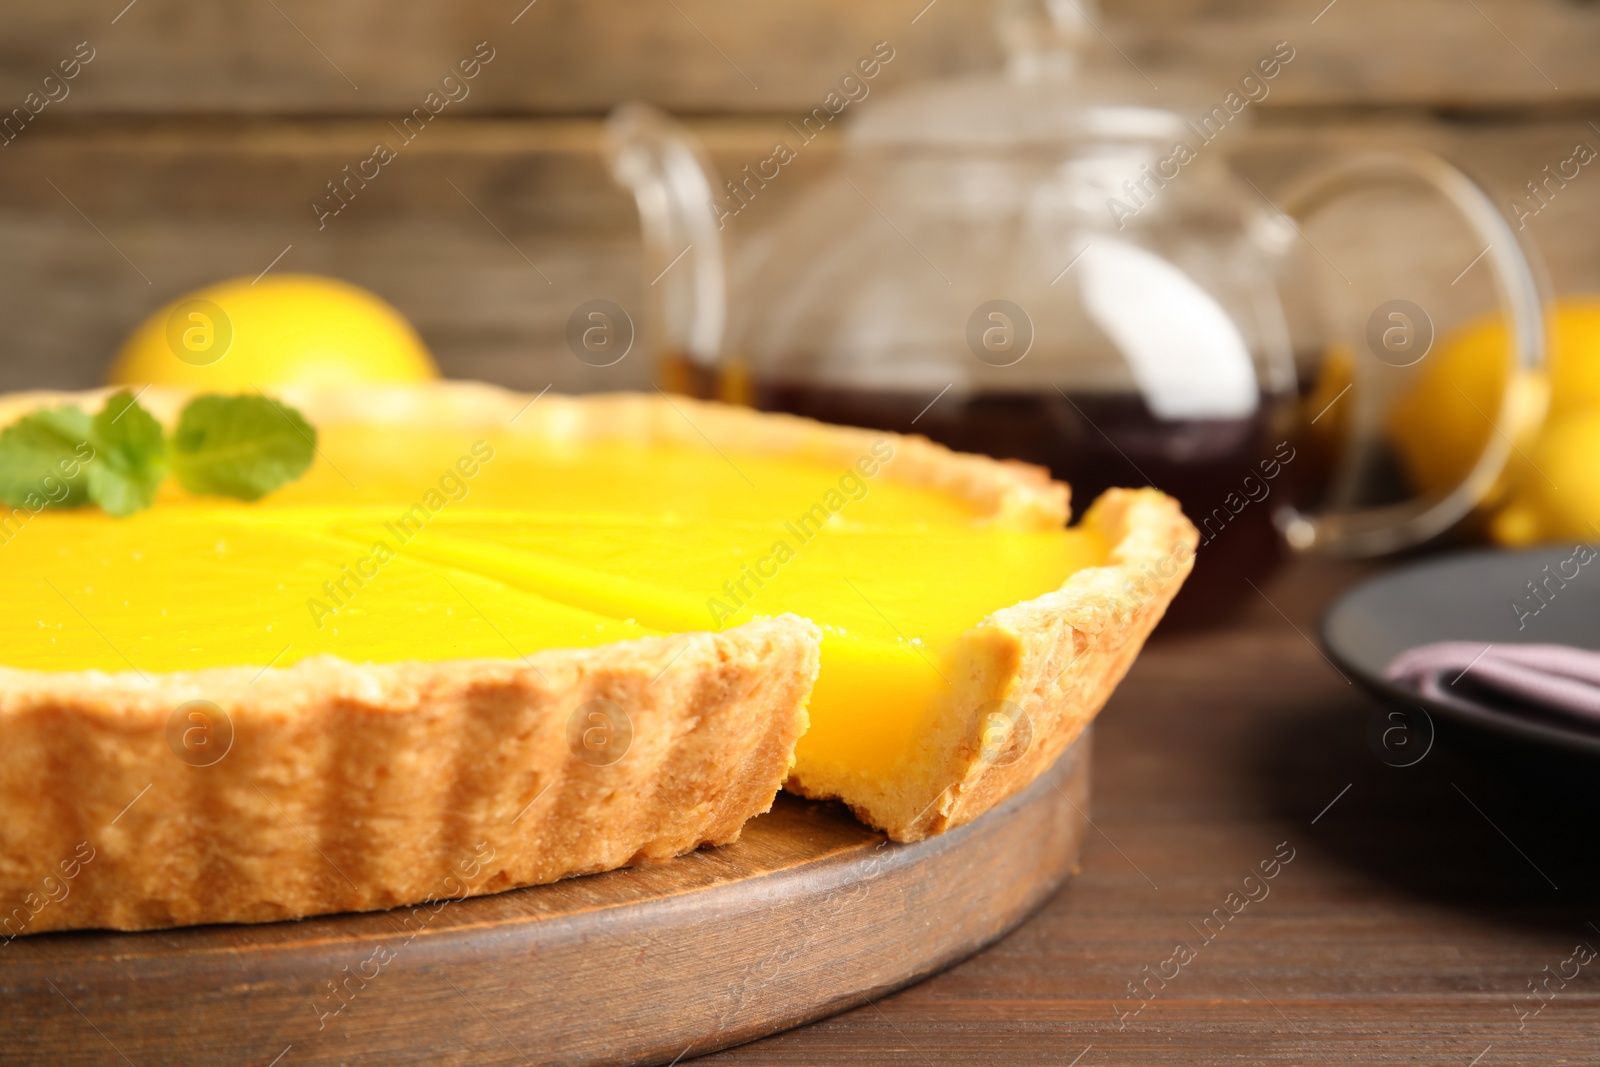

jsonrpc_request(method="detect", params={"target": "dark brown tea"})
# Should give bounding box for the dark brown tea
[751,382,1294,626]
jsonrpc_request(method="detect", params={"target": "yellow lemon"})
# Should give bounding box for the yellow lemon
[1304,343,1354,450]
[108,274,439,388]
[1386,299,1600,498]
[1490,410,1600,545]
[1545,300,1600,416]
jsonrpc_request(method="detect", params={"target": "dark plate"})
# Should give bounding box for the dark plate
[1321,545,1600,757]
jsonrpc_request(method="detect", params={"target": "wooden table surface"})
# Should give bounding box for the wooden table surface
[696,556,1600,1066]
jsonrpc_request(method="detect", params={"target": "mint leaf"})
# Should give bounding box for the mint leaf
[171,394,316,501]
[0,406,95,509]
[86,391,167,516]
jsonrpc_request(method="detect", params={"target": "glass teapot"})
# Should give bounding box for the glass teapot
[606,0,1544,620]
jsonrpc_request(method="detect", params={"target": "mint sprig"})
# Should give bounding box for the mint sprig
[0,391,317,516]
[171,394,316,502]
[88,391,168,516]
[0,406,95,509]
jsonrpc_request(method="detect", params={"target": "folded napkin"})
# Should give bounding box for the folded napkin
[1386,642,1600,724]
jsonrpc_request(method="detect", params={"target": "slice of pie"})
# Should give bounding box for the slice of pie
[0,383,1195,933]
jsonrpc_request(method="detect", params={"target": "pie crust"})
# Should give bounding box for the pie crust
[0,383,1194,933]
[0,620,820,935]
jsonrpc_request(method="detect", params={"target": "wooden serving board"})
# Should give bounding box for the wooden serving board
[1,732,1090,1066]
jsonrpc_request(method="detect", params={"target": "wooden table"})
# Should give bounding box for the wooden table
[696,557,1600,1066]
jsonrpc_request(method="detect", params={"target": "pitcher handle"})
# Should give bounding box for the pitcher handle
[604,103,728,395]
[1272,150,1547,557]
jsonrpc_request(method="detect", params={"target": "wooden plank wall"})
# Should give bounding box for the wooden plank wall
[1,0,1597,393]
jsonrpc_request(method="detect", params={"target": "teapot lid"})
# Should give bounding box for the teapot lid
[850,0,1217,150]
[848,75,1189,149]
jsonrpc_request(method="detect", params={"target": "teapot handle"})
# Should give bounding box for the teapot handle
[604,103,727,395]
[1270,150,1547,557]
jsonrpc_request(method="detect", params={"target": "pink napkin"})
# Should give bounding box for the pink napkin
[1386,642,1600,723]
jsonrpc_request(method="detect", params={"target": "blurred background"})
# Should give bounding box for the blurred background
[4,0,1598,394]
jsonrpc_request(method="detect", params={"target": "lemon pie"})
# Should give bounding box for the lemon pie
[0,383,1194,933]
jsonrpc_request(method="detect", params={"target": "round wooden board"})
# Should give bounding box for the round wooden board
[2,731,1090,1066]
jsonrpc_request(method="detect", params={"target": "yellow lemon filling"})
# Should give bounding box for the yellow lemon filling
[274,426,989,525]
[1,510,655,673]
[1,427,1106,819]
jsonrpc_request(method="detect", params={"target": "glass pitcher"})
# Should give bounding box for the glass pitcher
[605,0,1545,621]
